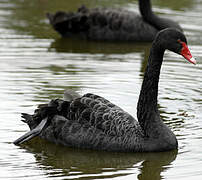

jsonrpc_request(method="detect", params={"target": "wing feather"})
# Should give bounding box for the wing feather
[68,93,137,137]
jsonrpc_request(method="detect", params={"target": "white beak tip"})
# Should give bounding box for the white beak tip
[190,57,197,65]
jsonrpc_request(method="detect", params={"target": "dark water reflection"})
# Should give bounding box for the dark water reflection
[21,138,177,180]
[0,0,202,180]
[50,38,151,54]
[50,38,151,74]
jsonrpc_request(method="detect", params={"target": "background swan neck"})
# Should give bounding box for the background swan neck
[137,43,165,134]
[139,0,173,30]
[139,0,157,24]
[139,0,153,18]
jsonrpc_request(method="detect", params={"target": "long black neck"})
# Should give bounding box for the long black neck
[139,0,175,30]
[137,41,165,135]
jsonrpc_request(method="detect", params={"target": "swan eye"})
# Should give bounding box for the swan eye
[177,39,185,49]
[177,38,187,45]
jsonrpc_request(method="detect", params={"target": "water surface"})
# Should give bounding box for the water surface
[0,0,202,179]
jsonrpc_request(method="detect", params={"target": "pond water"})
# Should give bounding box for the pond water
[0,0,202,179]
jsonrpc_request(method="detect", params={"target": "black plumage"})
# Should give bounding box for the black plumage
[14,28,196,152]
[47,0,182,41]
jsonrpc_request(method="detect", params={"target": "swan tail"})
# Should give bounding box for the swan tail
[14,98,71,145]
[14,117,48,145]
[19,90,77,130]
[46,6,89,37]
[21,113,32,123]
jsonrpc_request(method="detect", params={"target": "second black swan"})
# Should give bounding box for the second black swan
[47,0,182,41]
[14,28,196,152]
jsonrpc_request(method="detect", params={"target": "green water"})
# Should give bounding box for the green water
[0,0,202,179]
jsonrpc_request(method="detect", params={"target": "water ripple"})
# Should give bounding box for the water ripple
[0,0,202,180]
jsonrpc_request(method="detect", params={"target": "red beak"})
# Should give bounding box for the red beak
[180,41,196,65]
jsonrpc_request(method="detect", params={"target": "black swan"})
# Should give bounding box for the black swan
[46,0,182,41]
[14,28,196,152]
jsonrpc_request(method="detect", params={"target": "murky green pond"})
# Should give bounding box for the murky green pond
[0,0,201,179]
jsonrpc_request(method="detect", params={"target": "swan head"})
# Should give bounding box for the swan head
[154,28,196,65]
